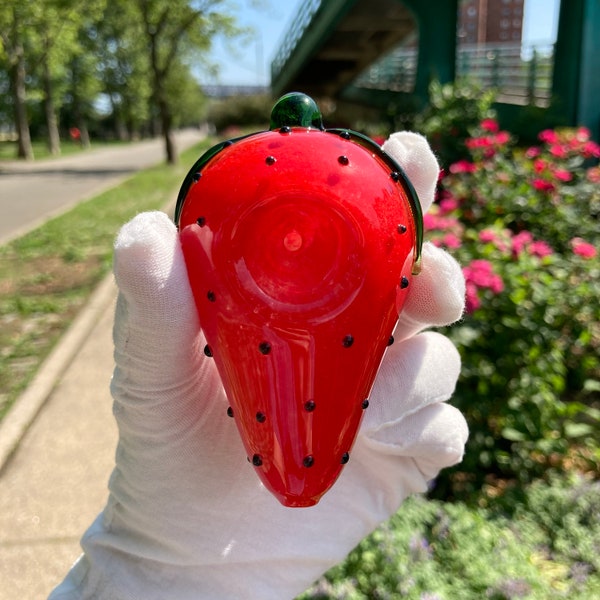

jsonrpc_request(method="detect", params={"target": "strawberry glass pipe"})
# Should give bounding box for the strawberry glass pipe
[175,92,423,507]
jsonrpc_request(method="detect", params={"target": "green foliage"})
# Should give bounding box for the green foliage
[415,78,497,168]
[425,122,600,498]
[298,476,600,599]
[206,94,273,133]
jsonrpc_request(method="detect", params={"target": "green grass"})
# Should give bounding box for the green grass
[0,138,215,420]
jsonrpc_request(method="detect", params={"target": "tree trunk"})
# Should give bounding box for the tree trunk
[160,98,177,164]
[10,46,33,160]
[42,58,61,156]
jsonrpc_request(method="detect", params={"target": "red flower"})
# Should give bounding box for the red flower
[494,131,510,145]
[532,178,556,193]
[449,159,477,174]
[549,144,567,158]
[481,118,500,133]
[539,129,559,144]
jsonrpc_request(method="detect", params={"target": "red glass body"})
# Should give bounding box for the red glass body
[178,128,418,507]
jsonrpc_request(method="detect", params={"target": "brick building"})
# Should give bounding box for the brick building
[458,0,525,44]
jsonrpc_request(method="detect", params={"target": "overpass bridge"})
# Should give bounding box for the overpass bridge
[270,0,600,138]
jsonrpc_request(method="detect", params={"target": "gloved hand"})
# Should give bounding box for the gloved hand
[49,132,468,600]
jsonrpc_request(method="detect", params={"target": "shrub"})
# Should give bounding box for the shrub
[414,78,497,168]
[426,122,600,499]
[297,476,600,599]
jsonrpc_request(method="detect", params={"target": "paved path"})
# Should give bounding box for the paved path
[0,129,204,245]
[0,276,118,599]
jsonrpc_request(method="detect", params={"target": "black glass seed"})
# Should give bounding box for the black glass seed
[362,399,370,410]
[207,290,216,302]
[400,276,410,289]
[256,411,266,423]
[341,452,350,464]
[303,455,315,468]
[204,344,213,357]
[258,341,271,355]
[192,172,201,182]
[265,155,276,165]
[342,334,354,348]
[197,216,206,227]
[388,335,395,346]
[338,155,349,165]
[391,171,400,182]
[340,131,351,140]
[397,224,407,234]
[227,406,234,418]
[252,454,263,466]
[304,400,316,412]
[279,125,292,134]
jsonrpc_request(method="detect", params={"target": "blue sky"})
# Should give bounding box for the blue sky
[200,0,561,87]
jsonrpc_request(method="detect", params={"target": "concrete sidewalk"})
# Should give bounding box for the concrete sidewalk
[0,274,119,599]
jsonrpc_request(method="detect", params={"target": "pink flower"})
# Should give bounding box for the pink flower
[465,282,481,313]
[533,159,547,173]
[583,140,600,158]
[528,240,553,258]
[464,260,503,291]
[552,168,572,182]
[525,146,541,158]
[449,159,477,174]
[439,197,459,214]
[494,131,510,145]
[423,213,460,232]
[539,129,559,144]
[479,229,497,243]
[571,237,597,259]
[549,144,568,158]
[442,233,462,249]
[587,166,600,184]
[575,126,591,141]
[481,118,500,133]
[512,231,534,256]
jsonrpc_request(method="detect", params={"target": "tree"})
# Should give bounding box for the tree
[94,2,152,141]
[131,0,241,164]
[0,1,34,159]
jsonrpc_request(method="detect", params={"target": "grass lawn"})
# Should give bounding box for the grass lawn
[0,138,214,420]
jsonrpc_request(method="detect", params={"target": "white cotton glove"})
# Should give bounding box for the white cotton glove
[49,132,468,600]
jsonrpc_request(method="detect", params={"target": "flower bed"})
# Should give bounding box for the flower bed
[427,122,600,498]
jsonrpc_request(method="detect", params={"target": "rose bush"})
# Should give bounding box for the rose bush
[427,122,600,499]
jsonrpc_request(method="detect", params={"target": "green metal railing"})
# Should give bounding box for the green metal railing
[352,42,555,108]
[271,0,323,82]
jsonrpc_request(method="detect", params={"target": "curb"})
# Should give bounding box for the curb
[0,200,178,473]
[0,272,117,473]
